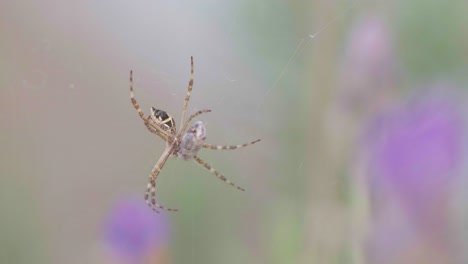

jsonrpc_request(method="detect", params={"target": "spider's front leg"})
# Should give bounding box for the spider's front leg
[177,121,246,191]
[179,56,195,129]
[193,155,245,191]
[202,139,261,150]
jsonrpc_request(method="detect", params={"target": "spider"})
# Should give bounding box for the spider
[130,56,260,213]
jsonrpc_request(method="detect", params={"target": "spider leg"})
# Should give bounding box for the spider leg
[145,115,170,141]
[193,155,245,191]
[179,56,194,129]
[130,70,171,140]
[179,109,211,136]
[129,70,146,120]
[203,139,261,150]
[144,147,179,212]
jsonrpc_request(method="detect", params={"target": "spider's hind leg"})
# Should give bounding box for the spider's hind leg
[145,179,179,212]
[144,148,179,213]
[130,70,171,140]
[129,70,147,121]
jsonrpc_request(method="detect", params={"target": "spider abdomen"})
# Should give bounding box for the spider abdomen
[177,121,206,160]
[150,107,176,134]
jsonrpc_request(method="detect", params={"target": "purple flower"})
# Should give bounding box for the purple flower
[102,197,170,263]
[346,16,393,73]
[369,94,463,230]
[338,16,397,115]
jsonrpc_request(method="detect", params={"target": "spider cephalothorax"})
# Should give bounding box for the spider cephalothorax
[178,121,206,160]
[130,56,260,212]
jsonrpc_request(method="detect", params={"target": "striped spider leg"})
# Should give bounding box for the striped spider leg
[130,56,260,213]
[130,70,178,212]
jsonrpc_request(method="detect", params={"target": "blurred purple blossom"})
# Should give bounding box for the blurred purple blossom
[369,94,464,231]
[103,197,170,263]
[346,16,393,74]
[338,16,397,115]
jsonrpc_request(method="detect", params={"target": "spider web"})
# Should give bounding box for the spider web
[254,1,361,117]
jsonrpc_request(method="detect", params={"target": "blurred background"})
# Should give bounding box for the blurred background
[1,0,468,263]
